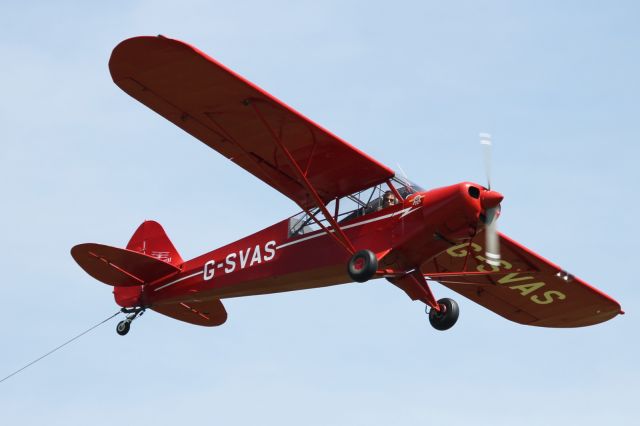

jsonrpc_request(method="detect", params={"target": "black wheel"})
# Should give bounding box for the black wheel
[116,320,131,336]
[428,298,459,331]
[347,250,378,283]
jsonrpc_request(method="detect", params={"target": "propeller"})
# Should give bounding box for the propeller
[480,133,493,190]
[479,133,502,267]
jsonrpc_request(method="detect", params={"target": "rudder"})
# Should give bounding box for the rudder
[115,220,183,307]
[126,220,183,266]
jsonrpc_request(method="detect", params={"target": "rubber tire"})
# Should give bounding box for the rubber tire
[116,320,131,336]
[428,298,459,331]
[347,250,378,283]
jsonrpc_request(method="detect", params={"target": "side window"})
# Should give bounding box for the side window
[288,200,337,237]
[288,182,404,238]
[288,212,315,236]
[336,184,388,221]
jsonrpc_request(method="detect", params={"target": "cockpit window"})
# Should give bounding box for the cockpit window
[288,180,403,238]
[337,183,397,223]
[287,175,426,238]
[391,176,424,198]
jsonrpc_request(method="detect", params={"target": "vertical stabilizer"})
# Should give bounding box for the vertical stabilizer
[114,220,183,307]
[126,220,184,266]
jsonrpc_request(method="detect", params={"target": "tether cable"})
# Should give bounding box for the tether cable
[0,310,121,384]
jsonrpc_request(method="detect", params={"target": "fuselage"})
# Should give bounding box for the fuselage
[127,182,486,309]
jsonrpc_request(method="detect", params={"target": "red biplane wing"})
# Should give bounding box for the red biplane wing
[109,36,394,208]
[421,233,623,327]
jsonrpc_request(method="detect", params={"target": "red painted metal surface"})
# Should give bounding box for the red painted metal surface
[71,243,179,287]
[248,100,355,255]
[422,234,622,327]
[126,220,183,266]
[109,36,394,209]
[70,36,623,330]
[73,180,621,328]
[153,300,227,327]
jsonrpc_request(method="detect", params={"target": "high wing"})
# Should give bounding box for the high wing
[109,36,394,209]
[421,233,623,327]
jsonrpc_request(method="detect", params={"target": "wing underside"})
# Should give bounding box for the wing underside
[109,36,395,208]
[421,233,622,327]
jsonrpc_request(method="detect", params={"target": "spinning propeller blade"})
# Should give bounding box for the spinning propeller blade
[479,133,501,267]
[480,133,493,190]
[484,206,501,267]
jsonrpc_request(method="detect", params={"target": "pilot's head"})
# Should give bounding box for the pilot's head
[382,191,398,208]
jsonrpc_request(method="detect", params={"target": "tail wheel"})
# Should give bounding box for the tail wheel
[347,250,378,283]
[116,320,131,336]
[428,298,459,331]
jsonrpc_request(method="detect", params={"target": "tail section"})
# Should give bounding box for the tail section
[114,220,183,307]
[125,220,183,266]
[71,242,179,286]
[118,220,184,307]
[71,220,183,308]
[153,300,228,327]
[73,221,229,329]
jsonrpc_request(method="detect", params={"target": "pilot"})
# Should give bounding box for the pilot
[380,191,398,210]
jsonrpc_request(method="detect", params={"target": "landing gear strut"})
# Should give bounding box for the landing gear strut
[427,298,459,331]
[116,307,145,336]
[386,270,461,331]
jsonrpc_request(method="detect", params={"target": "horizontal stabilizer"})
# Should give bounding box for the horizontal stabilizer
[71,243,180,287]
[152,299,227,326]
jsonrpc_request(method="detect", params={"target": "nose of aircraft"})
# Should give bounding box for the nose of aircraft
[480,190,504,209]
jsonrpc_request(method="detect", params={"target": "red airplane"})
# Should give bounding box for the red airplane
[72,35,623,335]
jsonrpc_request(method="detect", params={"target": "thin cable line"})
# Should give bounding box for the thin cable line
[0,311,121,384]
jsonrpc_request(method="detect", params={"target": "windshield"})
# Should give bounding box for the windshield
[391,176,424,198]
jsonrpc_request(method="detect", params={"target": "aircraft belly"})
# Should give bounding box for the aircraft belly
[215,265,352,299]
[149,264,351,306]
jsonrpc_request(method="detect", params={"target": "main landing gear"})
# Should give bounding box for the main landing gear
[347,250,378,283]
[347,250,460,331]
[116,307,145,336]
[427,298,459,331]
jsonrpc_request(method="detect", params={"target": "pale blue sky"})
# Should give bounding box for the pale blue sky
[1,1,638,424]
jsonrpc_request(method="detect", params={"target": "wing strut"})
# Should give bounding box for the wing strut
[247,99,356,255]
